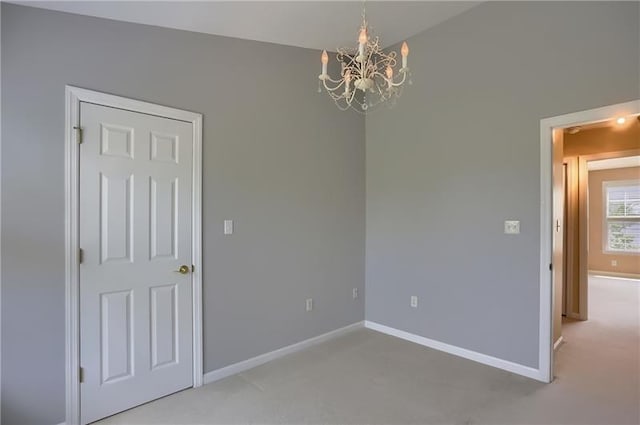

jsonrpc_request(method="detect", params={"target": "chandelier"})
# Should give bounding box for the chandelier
[317,3,411,113]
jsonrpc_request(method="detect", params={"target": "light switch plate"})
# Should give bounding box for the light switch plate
[224,220,233,235]
[504,220,520,234]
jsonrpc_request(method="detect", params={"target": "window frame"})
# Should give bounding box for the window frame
[602,179,640,254]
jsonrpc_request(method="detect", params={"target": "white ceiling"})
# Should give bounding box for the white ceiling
[588,156,640,171]
[12,1,480,50]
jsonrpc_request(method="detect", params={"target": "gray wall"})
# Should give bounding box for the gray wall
[0,4,365,424]
[366,1,639,368]
[3,1,640,424]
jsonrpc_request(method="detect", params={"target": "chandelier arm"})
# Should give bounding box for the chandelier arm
[347,87,356,103]
[327,92,345,103]
[388,70,408,88]
[328,76,347,85]
[321,77,346,91]
[325,85,357,105]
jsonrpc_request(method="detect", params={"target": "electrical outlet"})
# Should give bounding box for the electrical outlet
[611,260,617,267]
[305,298,313,312]
[353,288,358,299]
[504,220,520,234]
[410,296,418,308]
[223,219,233,235]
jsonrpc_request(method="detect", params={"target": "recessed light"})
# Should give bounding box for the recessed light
[616,117,626,125]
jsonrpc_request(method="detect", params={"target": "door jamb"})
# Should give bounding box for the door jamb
[538,99,640,383]
[562,157,578,319]
[65,86,204,425]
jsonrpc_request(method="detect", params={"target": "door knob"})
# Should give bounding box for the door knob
[174,265,190,274]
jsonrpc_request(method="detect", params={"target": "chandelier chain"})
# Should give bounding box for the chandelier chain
[361,0,367,27]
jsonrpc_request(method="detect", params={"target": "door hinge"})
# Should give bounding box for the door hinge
[549,263,553,271]
[79,367,84,383]
[73,126,83,144]
[79,248,84,264]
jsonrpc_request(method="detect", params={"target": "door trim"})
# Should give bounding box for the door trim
[65,86,203,425]
[538,99,640,384]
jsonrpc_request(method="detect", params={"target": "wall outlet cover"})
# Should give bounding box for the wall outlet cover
[223,219,233,235]
[504,220,520,234]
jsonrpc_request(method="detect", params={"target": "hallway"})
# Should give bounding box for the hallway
[555,275,640,423]
[477,274,640,424]
[557,274,639,399]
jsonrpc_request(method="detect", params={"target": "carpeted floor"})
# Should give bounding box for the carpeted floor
[97,275,639,424]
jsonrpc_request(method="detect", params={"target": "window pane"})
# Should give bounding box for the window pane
[607,221,640,252]
[606,183,640,218]
[608,185,640,199]
[607,187,627,201]
[608,200,626,217]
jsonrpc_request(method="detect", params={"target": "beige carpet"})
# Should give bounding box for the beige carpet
[97,276,639,424]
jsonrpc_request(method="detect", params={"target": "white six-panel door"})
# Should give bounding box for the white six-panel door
[79,102,194,424]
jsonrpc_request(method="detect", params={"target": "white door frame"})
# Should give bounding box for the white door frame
[538,98,640,383]
[64,86,203,425]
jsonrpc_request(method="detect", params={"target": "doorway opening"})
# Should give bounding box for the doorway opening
[558,120,639,356]
[538,99,640,383]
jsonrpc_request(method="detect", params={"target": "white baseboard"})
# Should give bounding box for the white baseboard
[364,321,544,382]
[589,270,640,280]
[554,336,564,350]
[203,321,364,385]
[56,318,549,423]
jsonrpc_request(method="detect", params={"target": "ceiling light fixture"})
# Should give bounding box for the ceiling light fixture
[317,1,412,113]
[616,117,626,125]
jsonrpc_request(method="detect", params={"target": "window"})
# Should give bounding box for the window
[604,180,640,253]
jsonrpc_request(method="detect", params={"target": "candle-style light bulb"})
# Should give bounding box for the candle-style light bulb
[386,65,393,79]
[359,28,368,45]
[344,70,351,95]
[321,50,328,76]
[358,27,367,57]
[401,42,409,69]
[401,42,409,57]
